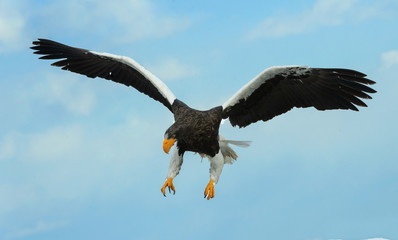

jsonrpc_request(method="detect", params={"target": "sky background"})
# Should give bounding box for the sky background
[1,0,397,239]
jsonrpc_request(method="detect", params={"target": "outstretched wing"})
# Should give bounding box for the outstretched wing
[222,66,376,128]
[31,39,176,112]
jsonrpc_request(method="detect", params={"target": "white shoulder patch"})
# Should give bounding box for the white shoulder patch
[222,65,308,109]
[90,51,176,105]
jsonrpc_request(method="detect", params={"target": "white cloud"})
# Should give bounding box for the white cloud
[246,0,373,39]
[0,185,36,218]
[0,1,27,52]
[0,134,16,160]
[6,221,66,239]
[97,0,190,42]
[41,0,190,43]
[307,238,390,240]
[149,58,199,81]
[1,0,190,52]
[381,50,398,68]
[28,125,84,161]
[33,73,96,115]
[363,238,390,240]
[0,113,165,218]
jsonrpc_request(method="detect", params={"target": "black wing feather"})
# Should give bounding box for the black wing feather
[222,67,376,127]
[31,38,174,112]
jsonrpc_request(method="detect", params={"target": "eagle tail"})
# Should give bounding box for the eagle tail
[219,136,251,165]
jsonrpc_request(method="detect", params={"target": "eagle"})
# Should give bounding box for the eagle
[31,39,376,200]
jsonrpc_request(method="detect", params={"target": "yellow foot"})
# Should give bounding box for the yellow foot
[161,177,175,197]
[204,179,215,200]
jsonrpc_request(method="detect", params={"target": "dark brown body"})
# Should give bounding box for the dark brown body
[167,100,223,157]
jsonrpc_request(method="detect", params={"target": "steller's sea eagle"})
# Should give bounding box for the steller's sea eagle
[31,39,376,200]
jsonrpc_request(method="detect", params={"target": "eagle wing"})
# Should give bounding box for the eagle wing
[222,66,376,128]
[31,39,176,112]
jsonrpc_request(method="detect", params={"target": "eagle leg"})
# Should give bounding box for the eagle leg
[204,179,215,200]
[161,177,175,197]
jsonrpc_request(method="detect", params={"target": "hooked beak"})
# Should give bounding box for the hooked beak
[163,138,176,154]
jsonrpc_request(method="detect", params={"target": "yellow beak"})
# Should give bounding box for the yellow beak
[163,138,176,154]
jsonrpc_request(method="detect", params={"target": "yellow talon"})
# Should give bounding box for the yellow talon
[204,179,215,200]
[161,177,175,197]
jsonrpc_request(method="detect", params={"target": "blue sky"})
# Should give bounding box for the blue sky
[1,0,397,239]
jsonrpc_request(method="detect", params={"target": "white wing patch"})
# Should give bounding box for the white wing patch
[222,65,308,109]
[90,51,176,105]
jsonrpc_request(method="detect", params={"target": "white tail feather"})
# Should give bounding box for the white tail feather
[219,135,251,165]
[199,136,251,165]
[219,139,252,147]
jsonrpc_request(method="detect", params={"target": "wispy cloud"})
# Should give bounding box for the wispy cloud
[381,50,398,68]
[307,238,389,240]
[0,0,27,52]
[246,0,386,40]
[149,58,199,81]
[0,134,16,161]
[0,114,163,217]
[6,221,67,239]
[40,0,190,43]
[28,125,84,161]
[363,238,390,240]
[2,0,191,52]
[33,73,96,115]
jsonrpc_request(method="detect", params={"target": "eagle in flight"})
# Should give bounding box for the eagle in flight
[31,39,376,200]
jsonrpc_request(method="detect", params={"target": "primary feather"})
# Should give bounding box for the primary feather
[31,39,176,112]
[222,66,376,127]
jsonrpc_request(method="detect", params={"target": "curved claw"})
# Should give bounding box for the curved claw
[204,179,215,200]
[161,177,175,197]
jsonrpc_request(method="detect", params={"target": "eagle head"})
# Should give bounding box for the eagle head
[163,128,177,154]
